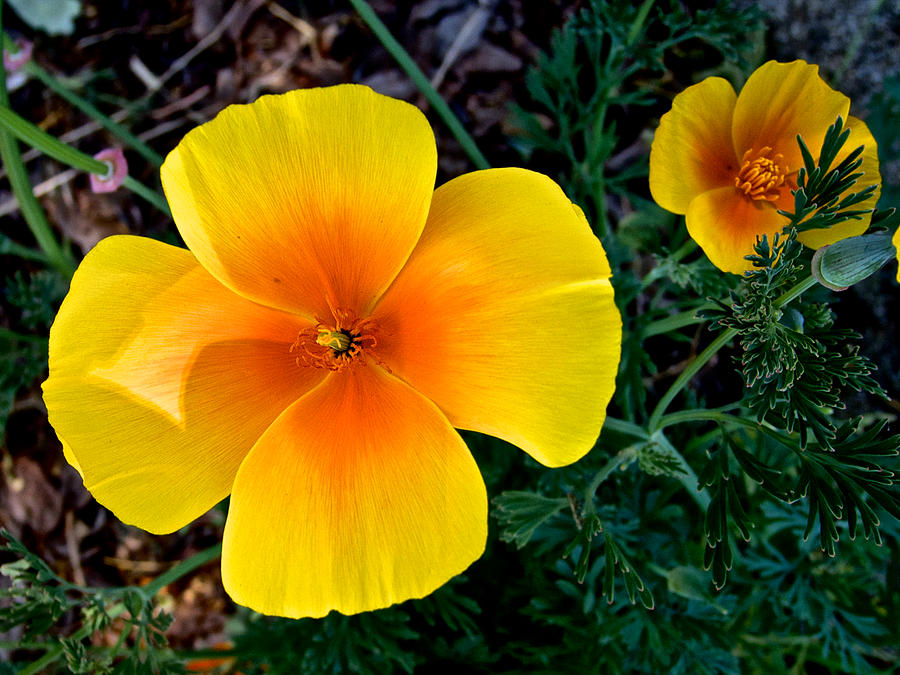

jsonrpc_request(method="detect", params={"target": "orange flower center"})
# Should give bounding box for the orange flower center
[734,147,787,202]
[290,306,379,371]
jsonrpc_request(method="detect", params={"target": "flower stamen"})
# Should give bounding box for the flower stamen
[316,328,352,352]
[291,310,380,371]
[734,147,788,202]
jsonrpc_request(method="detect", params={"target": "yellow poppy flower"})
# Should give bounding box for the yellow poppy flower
[42,85,621,619]
[649,60,881,274]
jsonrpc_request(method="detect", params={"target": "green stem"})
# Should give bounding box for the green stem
[647,273,819,431]
[23,60,164,167]
[626,0,656,45]
[348,0,490,170]
[656,407,744,431]
[0,642,52,650]
[643,303,715,338]
[601,415,649,439]
[600,418,710,508]
[650,431,710,509]
[16,647,64,675]
[775,274,817,306]
[0,1,73,278]
[7,545,220,671]
[0,327,48,343]
[647,328,736,432]
[658,408,800,450]
[0,233,53,263]
[123,175,171,216]
[583,445,640,513]
[0,135,69,271]
[668,238,698,264]
[589,99,610,237]
[16,603,128,674]
[0,106,170,215]
[141,542,222,597]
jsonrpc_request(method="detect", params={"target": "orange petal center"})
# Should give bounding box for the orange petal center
[290,303,380,371]
[734,146,788,202]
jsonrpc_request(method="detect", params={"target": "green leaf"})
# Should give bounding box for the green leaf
[0,333,47,435]
[6,0,81,36]
[664,565,726,613]
[5,269,68,331]
[638,435,689,478]
[491,491,569,549]
[781,117,877,234]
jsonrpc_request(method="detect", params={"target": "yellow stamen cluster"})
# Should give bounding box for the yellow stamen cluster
[735,147,787,202]
[290,310,380,372]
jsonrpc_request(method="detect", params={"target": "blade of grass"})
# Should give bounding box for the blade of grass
[348,0,490,170]
[0,106,170,216]
[140,543,222,598]
[23,59,165,167]
[0,1,74,278]
[0,230,52,263]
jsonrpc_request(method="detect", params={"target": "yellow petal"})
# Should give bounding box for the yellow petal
[161,85,437,319]
[60,439,82,477]
[43,235,322,534]
[732,60,850,174]
[686,186,788,274]
[222,366,487,618]
[371,168,620,467]
[797,115,881,249]
[649,76,738,214]
[894,223,900,285]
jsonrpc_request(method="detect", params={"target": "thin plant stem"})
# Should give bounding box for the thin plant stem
[655,405,744,430]
[347,0,490,170]
[23,60,165,167]
[600,417,710,508]
[0,1,73,278]
[647,328,736,432]
[0,327,48,343]
[141,542,222,597]
[651,431,709,509]
[647,273,819,431]
[643,303,715,338]
[589,0,653,233]
[0,106,170,215]
[0,642,52,650]
[658,408,800,450]
[667,238,698,263]
[0,233,53,263]
[601,415,649,439]
[123,175,171,216]
[626,0,656,45]
[14,603,127,674]
[8,544,221,671]
[774,274,817,307]
[583,445,640,513]
[16,647,64,675]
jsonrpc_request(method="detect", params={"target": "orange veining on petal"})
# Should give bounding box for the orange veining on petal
[734,146,788,202]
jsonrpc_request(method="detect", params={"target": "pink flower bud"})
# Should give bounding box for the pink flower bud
[90,148,128,193]
[3,38,33,73]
